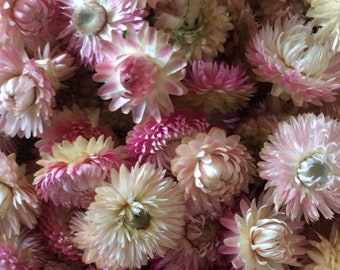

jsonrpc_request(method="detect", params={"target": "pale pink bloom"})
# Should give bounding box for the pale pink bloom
[71,162,186,269]
[0,228,47,270]
[35,105,114,155]
[183,60,256,114]
[258,113,340,222]
[153,211,227,270]
[171,127,256,212]
[153,0,234,61]
[0,46,55,138]
[219,198,306,270]
[125,109,209,170]
[57,0,146,67]
[39,203,84,262]
[0,152,41,239]
[94,22,187,123]
[247,16,340,106]
[33,135,124,208]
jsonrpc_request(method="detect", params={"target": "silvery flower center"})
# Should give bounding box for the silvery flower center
[126,205,151,230]
[73,2,107,35]
[250,219,293,262]
[297,154,330,187]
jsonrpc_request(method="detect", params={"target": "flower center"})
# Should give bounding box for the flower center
[250,219,293,263]
[126,204,151,230]
[297,154,330,187]
[118,55,158,98]
[0,75,36,113]
[73,2,107,35]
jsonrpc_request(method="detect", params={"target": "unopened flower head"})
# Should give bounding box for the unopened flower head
[71,162,186,269]
[258,113,340,223]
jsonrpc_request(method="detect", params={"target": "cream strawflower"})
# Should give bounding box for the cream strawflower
[247,16,340,106]
[258,113,340,223]
[219,198,306,270]
[306,0,340,52]
[71,162,186,269]
[304,221,340,269]
[0,46,55,138]
[171,127,256,212]
[94,22,187,123]
[34,135,124,208]
[154,0,234,61]
[0,152,41,239]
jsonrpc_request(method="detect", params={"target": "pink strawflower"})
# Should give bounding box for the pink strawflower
[171,127,256,212]
[57,0,146,68]
[247,16,340,106]
[0,46,55,138]
[258,113,340,223]
[39,203,84,262]
[0,228,48,269]
[183,60,256,114]
[33,135,125,208]
[0,152,41,239]
[35,105,114,155]
[125,109,209,170]
[219,197,306,270]
[93,22,188,123]
[70,162,186,269]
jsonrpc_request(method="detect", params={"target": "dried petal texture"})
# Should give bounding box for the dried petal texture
[219,198,306,270]
[304,221,340,269]
[258,113,340,222]
[0,152,41,239]
[306,0,340,52]
[247,16,340,106]
[183,60,256,114]
[57,0,146,67]
[39,203,84,262]
[34,135,123,208]
[171,127,256,212]
[71,162,186,269]
[35,105,114,155]
[125,109,209,170]
[0,228,47,270]
[154,0,234,61]
[94,22,187,123]
[0,46,55,138]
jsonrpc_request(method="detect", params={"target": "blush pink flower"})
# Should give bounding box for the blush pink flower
[57,0,146,68]
[125,109,209,170]
[33,135,125,208]
[93,22,188,123]
[258,113,340,223]
[183,60,256,114]
[70,162,186,269]
[247,16,340,106]
[0,46,55,138]
[171,127,256,212]
[35,105,114,155]
[219,198,306,270]
[0,152,41,239]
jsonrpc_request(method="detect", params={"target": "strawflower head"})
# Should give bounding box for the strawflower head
[306,0,340,52]
[183,60,256,114]
[0,46,55,138]
[70,162,186,269]
[94,21,187,124]
[247,16,340,106]
[34,135,125,208]
[219,197,306,269]
[125,108,209,170]
[258,113,340,223]
[153,0,234,61]
[0,152,41,239]
[171,127,256,212]
[57,0,146,67]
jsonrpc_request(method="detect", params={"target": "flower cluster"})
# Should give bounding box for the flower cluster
[0,0,339,269]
